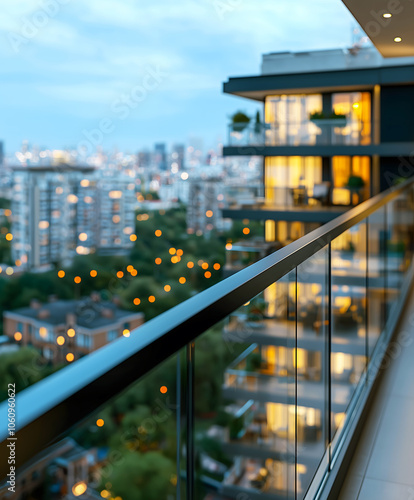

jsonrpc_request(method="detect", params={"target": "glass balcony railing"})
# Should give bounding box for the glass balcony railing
[1,177,414,500]
[228,119,370,147]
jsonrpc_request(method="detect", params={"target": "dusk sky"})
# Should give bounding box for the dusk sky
[2,0,358,155]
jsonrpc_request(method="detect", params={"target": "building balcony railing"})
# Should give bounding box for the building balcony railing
[1,177,414,500]
[228,119,370,147]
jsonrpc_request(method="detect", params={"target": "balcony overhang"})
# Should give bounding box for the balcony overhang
[223,142,414,157]
[222,205,347,223]
[223,64,414,101]
[342,0,414,57]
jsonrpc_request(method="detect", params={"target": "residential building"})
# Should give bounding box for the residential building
[0,438,100,500]
[11,165,95,270]
[222,46,414,249]
[10,165,137,269]
[3,295,144,364]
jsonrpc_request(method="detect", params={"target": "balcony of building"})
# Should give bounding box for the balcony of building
[1,176,414,500]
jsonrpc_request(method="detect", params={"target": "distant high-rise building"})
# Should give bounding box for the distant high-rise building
[137,150,151,169]
[154,143,167,171]
[11,165,95,269]
[186,177,222,234]
[171,144,185,171]
[97,171,136,255]
[11,165,136,269]
[0,141,4,166]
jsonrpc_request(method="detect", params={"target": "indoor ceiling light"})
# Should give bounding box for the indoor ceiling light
[383,13,392,18]
[394,37,402,42]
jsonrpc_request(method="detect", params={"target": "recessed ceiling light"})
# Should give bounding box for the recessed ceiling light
[383,13,392,18]
[394,37,402,43]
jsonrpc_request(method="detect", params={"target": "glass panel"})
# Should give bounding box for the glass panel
[385,193,412,317]
[330,222,367,448]
[194,273,296,499]
[296,246,329,499]
[5,350,186,500]
[368,207,386,357]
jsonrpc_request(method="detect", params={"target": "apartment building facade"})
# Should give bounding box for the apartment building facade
[3,295,144,364]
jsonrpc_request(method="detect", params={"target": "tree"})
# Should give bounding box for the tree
[107,451,175,500]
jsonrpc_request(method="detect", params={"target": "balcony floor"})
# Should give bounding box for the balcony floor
[338,284,414,500]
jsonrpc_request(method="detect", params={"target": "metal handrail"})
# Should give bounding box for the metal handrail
[1,176,413,479]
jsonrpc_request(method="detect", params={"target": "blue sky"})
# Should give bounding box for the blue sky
[1,0,357,154]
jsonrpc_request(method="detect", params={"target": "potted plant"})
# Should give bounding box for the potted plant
[309,111,347,126]
[230,111,251,132]
[229,414,245,440]
[346,175,365,190]
[246,352,262,372]
[254,111,262,135]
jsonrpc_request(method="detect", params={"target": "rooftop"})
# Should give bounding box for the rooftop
[6,296,142,330]
[261,46,414,75]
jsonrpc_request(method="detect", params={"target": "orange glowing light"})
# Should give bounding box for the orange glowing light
[133,298,141,306]
[204,271,212,279]
[160,386,168,394]
[155,230,162,237]
[58,270,65,278]
[164,285,171,292]
[155,258,162,265]
[179,277,186,284]
[96,419,104,427]
[74,276,81,284]
[148,295,156,303]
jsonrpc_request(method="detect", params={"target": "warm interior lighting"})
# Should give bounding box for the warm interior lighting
[123,329,130,337]
[72,482,87,496]
[383,12,392,18]
[394,37,402,42]
[57,336,65,346]
[67,328,76,337]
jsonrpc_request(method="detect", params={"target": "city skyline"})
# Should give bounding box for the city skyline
[1,0,357,154]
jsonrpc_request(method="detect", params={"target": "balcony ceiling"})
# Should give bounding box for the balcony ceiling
[342,0,414,57]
